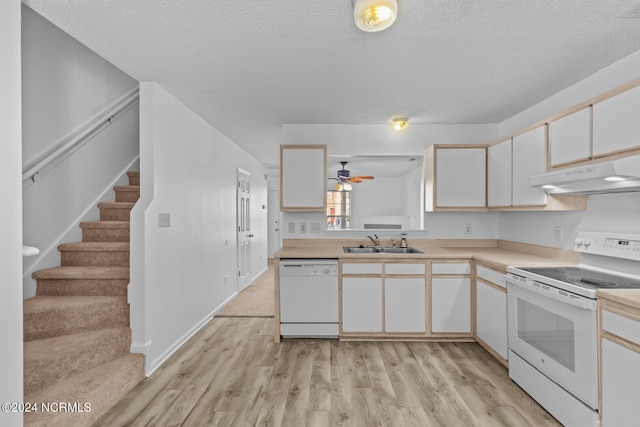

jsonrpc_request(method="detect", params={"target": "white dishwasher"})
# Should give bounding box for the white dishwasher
[279,259,339,338]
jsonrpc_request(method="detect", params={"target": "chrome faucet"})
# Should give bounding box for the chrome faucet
[367,235,380,246]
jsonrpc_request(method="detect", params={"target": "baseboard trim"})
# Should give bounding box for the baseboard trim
[130,339,152,355]
[144,291,238,377]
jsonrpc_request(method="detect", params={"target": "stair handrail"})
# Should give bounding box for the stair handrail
[22,86,140,185]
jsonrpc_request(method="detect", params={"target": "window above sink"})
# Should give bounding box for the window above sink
[327,155,425,231]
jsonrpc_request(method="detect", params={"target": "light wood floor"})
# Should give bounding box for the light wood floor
[93,317,560,426]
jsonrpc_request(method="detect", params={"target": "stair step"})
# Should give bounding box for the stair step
[24,353,144,427]
[58,242,129,267]
[24,328,132,396]
[33,266,129,296]
[98,202,135,221]
[127,171,140,186]
[114,185,140,203]
[24,296,129,341]
[80,220,130,242]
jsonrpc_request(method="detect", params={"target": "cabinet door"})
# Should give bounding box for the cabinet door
[487,140,512,207]
[549,108,591,166]
[385,277,426,333]
[476,280,508,359]
[593,85,640,157]
[601,338,640,426]
[342,277,382,332]
[512,126,547,206]
[280,145,326,211]
[431,277,471,333]
[436,147,486,208]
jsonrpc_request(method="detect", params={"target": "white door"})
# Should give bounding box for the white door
[237,169,252,292]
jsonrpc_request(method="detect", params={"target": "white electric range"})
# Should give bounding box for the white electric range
[506,231,640,427]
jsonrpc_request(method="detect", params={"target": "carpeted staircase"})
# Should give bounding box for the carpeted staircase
[24,171,144,427]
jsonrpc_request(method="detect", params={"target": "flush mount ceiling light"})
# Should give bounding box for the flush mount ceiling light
[354,0,398,32]
[392,116,409,131]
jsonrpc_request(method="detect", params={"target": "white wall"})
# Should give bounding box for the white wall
[283,123,498,156]
[21,5,140,298]
[131,83,267,375]
[0,1,24,426]
[21,6,138,167]
[281,123,500,239]
[498,49,640,248]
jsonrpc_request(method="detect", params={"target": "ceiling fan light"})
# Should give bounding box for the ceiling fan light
[392,116,408,131]
[354,0,398,32]
[343,182,353,191]
[335,182,344,191]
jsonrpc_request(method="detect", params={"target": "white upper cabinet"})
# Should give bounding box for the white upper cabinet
[512,126,547,206]
[433,146,487,208]
[593,85,640,157]
[549,107,591,167]
[487,139,512,207]
[280,145,326,211]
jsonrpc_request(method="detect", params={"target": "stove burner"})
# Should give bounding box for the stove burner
[567,276,618,288]
[518,266,640,290]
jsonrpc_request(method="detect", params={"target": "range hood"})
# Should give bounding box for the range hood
[529,155,640,195]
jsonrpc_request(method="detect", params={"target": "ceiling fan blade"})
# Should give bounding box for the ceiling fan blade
[349,178,362,183]
[351,175,375,180]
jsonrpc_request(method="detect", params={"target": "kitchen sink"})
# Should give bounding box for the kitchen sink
[342,247,379,253]
[343,246,423,254]
[378,247,423,254]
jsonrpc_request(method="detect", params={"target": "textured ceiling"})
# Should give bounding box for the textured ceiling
[23,0,640,165]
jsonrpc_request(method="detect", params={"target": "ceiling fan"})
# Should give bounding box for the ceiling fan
[330,161,374,190]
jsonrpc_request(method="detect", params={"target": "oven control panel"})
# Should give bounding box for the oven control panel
[574,231,640,261]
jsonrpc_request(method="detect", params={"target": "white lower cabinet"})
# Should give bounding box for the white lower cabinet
[601,338,640,426]
[476,280,508,360]
[385,277,426,333]
[600,303,640,426]
[341,277,383,332]
[431,277,471,333]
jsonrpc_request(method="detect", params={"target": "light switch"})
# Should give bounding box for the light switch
[159,213,171,227]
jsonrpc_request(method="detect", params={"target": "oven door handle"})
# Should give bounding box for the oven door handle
[506,278,597,311]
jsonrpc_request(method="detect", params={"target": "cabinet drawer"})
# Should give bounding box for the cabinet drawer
[431,262,470,275]
[476,265,506,288]
[385,262,426,275]
[342,262,382,275]
[602,310,640,347]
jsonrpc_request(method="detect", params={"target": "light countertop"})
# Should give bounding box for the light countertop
[274,240,576,270]
[275,239,640,308]
[598,289,640,311]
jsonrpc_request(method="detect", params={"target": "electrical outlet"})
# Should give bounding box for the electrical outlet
[287,222,296,233]
[554,226,563,241]
[311,222,321,233]
[464,223,472,234]
[159,213,171,227]
[300,222,307,233]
